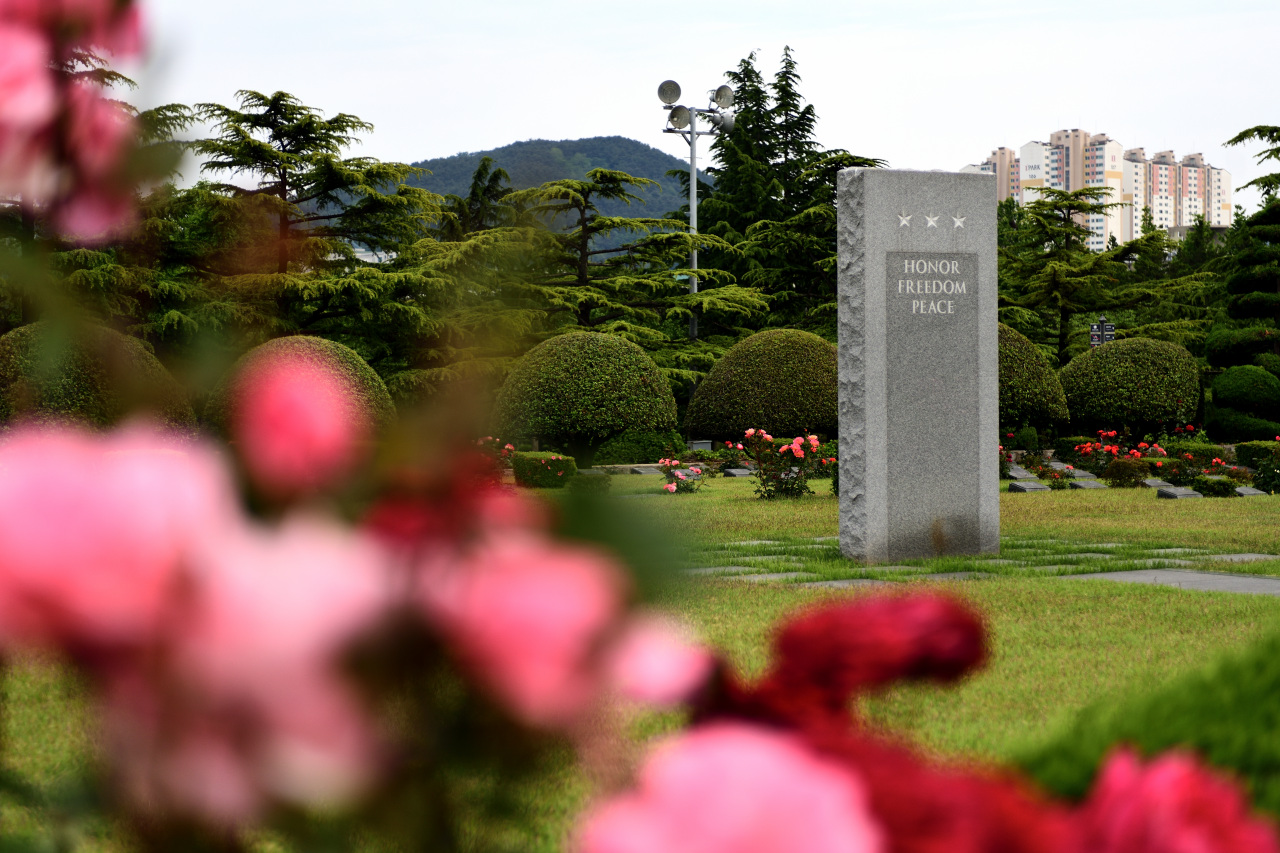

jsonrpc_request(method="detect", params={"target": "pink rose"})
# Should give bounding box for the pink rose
[1077,748,1280,853]
[419,534,628,728]
[230,351,371,497]
[690,467,701,475]
[0,425,237,651]
[101,515,388,824]
[604,614,712,708]
[53,186,136,244]
[664,483,676,493]
[0,23,56,129]
[795,449,804,458]
[762,433,772,442]
[575,723,884,853]
[736,443,743,450]
[65,81,133,180]
[745,429,755,437]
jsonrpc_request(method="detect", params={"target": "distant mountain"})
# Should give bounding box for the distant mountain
[408,136,709,226]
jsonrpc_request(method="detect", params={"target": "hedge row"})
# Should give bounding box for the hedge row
[1015,629,1280,817]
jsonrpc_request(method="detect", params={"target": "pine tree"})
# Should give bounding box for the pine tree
[507,168,767,381]
[1000,188,1214,365]
[184,91,442,368]
[698,49,882,335]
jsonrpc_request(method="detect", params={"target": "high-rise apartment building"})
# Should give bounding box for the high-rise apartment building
[963,129,1232,247]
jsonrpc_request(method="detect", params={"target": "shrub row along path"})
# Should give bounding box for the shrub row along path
[686,538,1280,597]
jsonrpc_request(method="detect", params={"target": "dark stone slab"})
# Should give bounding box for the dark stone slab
[1193,553,1279,563]
[735,572,820,583]
[672,469,702,480]
[796,579,895,589]
[1157,486,1202,499]
[1142,478,1174,488]
[629,466,662,475]
[686,440,713,452]
[1006,465,1038,480]
[684,566,755,576]
[1068,469,1098,479]
[1069,480,1108,490]
[1236,486,1267,497]
[722,468,753,478]
[1048,461,1067,471]
[1062,569,1280,596]
[1008,481,1050,492]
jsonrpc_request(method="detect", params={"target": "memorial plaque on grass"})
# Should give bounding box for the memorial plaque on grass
[837,170,998,561]
[1069,480,1108,490]
[1006,465,1037,480]
[1142,478,1173,489]
[722,468,753,478]
[1236,486,1267,497]
[1157,486,1202,499]
[1008,481,1050,492]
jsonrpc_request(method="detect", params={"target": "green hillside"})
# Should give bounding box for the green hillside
[408,136,708,223]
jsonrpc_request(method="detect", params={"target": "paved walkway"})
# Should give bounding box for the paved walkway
[685,537,1280,596]
[1062,570,1280,596]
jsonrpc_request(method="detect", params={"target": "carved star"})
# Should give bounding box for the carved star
[952,215,966,229]
[898,213,911,227]
[925,214,939,228]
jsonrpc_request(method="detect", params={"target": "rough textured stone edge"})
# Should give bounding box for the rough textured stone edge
[837,168,874,560]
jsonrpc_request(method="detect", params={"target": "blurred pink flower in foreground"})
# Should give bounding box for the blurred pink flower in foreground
[231,354,370,497]
[0,0,143,240]
[420,533,628,728]
[0,0,144,57]
[102,515,389,824]
[576,723,884,853]
[0,425,236,651]
[0,23,55,128]
[1077,748,1280,853]
[604,614,711,708]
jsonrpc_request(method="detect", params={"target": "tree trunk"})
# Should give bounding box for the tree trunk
[1057,307,1073,367]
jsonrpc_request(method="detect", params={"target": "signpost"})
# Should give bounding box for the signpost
[1089,314,1116,348]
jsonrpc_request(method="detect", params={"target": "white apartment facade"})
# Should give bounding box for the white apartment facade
[963,129,1233,248]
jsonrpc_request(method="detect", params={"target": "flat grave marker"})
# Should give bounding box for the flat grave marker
[1157,486,1202,499]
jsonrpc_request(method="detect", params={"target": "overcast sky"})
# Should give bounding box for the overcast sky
[139,0,1278,213]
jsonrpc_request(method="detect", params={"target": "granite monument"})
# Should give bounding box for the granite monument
[836,169,999,562]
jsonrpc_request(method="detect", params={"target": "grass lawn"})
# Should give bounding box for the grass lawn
[6,474,1280,850]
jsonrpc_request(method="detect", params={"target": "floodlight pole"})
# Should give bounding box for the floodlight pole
[661,84,732,342]
[687,109,698,341]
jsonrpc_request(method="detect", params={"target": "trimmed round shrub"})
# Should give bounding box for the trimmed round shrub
[593,427,684,466]
[1100,457,1150,488]
[1059,338,1200,436]
[0,321,195,431]
[493,332,677,469]
[1214,365,1280,421]
[1204,405,1280,444]
[1236,440,1280,470]
[998,323,1068,430]
[684,329,837,439]
[510,451,577,488]
[205,335,394,434]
